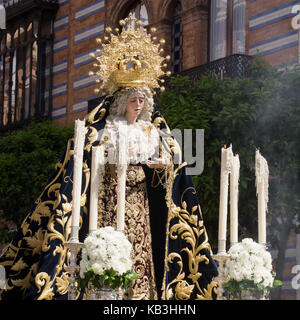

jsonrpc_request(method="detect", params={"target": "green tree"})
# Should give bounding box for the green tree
[157,59,300,299]
[0,120,73,244]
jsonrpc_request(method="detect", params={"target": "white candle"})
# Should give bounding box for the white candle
[89,145,105,234]
[218,145,233,254]
[230,154,240,246]
[255,150,269,245]
[116,122,127,231]
[70,119,86,242]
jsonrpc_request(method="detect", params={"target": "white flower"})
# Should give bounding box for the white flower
[225,238,275,289]
[91,262,104,275]
[79,226,134,277]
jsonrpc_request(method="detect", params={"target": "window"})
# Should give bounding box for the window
[232,0,246,55]
[0,24,38,126]
[0,4,5,29]
[171,1,182,74]
[0,2,57,130]
[128,2,148,26]
[0,21,54,129]
[210,0,246,62]
[210,0,227,61]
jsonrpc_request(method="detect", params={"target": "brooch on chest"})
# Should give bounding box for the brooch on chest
[142,124,153,136]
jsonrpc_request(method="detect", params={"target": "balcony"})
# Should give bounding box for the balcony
[2,0,58,20]
[2,0,58,8]
[180,54,253,81]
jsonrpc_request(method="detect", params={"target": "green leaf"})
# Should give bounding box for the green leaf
[273,280,282,288]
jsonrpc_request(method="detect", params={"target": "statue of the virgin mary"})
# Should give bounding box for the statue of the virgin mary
[0,15,218,300]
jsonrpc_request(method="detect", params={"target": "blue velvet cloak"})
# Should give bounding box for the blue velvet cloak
[0,93,218,300]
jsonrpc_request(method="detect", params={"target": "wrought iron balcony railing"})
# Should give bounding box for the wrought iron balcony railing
[2,0,57,8]
[2,0,58,20]
[180,54,253,82]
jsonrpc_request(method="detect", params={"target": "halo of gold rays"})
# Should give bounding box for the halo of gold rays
[89,13,171,95]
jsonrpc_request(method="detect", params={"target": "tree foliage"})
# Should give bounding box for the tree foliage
[157,59,300,256]
[0,59,299,297]
[0,120,73,243]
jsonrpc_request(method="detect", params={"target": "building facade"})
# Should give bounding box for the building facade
[1,0,300,300]
[1,0,300,129]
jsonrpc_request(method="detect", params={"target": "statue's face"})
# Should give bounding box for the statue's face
[125,93,145,119]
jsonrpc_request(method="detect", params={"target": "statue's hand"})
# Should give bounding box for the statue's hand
[146,157,166,169]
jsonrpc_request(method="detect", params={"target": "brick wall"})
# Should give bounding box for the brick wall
[51,0,105,126]
[51,0,210,126]
[246,0,299,66]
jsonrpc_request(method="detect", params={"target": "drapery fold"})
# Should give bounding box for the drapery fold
[0,93,218,300]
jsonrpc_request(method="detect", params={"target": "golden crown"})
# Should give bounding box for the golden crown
[89,13,171,95]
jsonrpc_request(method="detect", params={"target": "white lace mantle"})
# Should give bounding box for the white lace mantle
[103,115,160,164]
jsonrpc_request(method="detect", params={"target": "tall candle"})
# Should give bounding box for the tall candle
[70,119,86,242]
[89,145,105,234]
[218,145,233,254]
[255,150,269,245]
[230,154,240,247]
[116,122,127,231]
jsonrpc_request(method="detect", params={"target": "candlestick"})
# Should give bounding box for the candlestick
[230,154,240,247]
[255,150,269,245]
[89,145,105,234]
[218,145,233,254]
[70,119,86,242]
[116,123,127,231]
[213,252,229,300]
[64,241,85,300]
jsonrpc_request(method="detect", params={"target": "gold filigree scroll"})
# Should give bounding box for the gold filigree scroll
[8,263,38,293]
[0,133,91,299]
[35,159,90,299]
[35,272,55,300]
[163,186,218,300]
[84,97,110,152]
[156,116,218,300]
[0,100,107,299]
[35,139,73,203]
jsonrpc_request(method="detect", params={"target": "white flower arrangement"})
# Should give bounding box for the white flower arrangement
[223,238,281,299]
[77,227,137,292]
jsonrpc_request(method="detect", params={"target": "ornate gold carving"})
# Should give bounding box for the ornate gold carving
[89,14,170,95]
[175,280,195,300]
[35,272,55,300]
[163,187,218,299]
[24,229,44,256]
[10,258,28,273]
[85,102,107,126]
[156,117,217,300]
[0,122,94,299]
[196,280,219,300]
[35,139,73,203]
[29,202,52,225]
[33,145,91,299]
[163,188,217,299]
[55,272,69,296]
[9,263,38,293]
[142,124,153,136]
